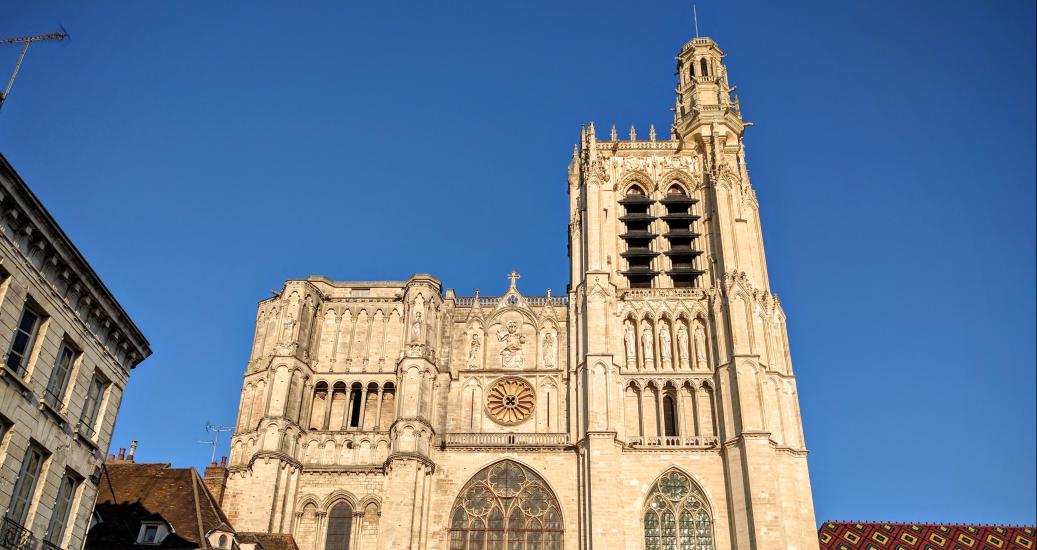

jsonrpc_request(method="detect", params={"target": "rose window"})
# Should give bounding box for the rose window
[486,377,535,425]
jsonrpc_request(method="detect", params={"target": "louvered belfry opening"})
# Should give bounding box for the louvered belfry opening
[619,186,659,288]
[661,185,704,288]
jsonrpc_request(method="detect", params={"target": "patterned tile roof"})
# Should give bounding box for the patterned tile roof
[88,463,233,549]
[819,521,1035,550]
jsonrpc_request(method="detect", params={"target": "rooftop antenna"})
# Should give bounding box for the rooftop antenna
[0,27,68,113]
[198,422,234,465]
[693,4,700,38]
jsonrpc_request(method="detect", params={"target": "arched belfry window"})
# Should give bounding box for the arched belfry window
[448,460,562,549]
[325,502,353,550]
[643,470,714,550]
[699,58,709,78]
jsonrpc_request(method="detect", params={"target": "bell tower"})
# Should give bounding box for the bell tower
[569,31,818,550]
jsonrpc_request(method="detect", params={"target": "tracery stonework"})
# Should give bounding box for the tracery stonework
[222,32,818,550]
[485,377,536,425]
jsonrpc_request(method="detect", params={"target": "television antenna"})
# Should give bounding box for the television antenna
[0,28,68,113]
[197,422,234,464]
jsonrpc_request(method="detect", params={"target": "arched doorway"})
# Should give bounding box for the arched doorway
[448,459,562,549]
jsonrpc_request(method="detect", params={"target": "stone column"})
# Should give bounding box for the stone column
[322,390,332,430]
[314,512,327,550]
[374,388,384,431]
[348,512,364,550]
[357,388,368,430]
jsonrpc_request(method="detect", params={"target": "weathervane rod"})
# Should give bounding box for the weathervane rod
[693,4,700,38]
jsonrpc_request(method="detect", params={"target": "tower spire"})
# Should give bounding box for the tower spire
[693,4,700,38]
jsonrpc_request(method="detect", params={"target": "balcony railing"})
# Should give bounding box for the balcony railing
[1,517,36,550]
[40,540,62,550]
[627,435,719,449]
[440,433,569,448]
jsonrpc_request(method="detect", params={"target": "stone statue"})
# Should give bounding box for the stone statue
[542,332,555,367]
[624,322,637,368]
[641,327,654,369]
[412,311,423,342]
[677,324,691,369]
[281,314,296,342]
[467,333,481,367]
[659,325,672,368]
[694,325,707,370]
[497,320,526,369]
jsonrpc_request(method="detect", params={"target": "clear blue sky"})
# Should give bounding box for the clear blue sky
[3,0,1034,526]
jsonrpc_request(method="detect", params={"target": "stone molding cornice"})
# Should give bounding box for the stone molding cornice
[0,154,151,370]
[384,452,436,474]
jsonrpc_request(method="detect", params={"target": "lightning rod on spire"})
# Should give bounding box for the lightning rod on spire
[693,4,700,38]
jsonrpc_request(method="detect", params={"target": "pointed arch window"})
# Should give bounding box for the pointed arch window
[643,470,713,550]
[324,502,353,550]
[448,459,562,549]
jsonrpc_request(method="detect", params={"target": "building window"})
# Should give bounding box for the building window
[662,395,678,437]
[46,471,80,545]
[324,502,353,550]
[6,305,42,375]
[699,58,709,78]
[7,443,48,525]
[45,343,78,409]
[643,470,713,550]
[448,459,562,550]
[79,372,109,438]
[139,524,160,544]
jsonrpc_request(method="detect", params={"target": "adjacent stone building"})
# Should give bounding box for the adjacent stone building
[0,154,151,550]
[223,34,818,550]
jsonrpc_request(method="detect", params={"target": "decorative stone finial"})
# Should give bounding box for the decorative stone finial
[610,125,617,140]
[629,125,637,140]
[649,124,657,141]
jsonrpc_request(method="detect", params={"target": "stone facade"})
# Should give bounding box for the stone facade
[223,35,818,550]
[0,154,151,550]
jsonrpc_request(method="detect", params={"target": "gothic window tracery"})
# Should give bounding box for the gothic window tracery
[449,460,562,550]
[643,470,713,550]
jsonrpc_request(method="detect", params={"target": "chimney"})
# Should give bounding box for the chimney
[203,456,229,506]
[127,440,138,462]
[117,448,125,460]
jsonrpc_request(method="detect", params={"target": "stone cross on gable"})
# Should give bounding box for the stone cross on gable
[507,271,521,290]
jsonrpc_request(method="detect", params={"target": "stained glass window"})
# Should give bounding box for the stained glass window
[642,470,714,550]
[448,460,563,550]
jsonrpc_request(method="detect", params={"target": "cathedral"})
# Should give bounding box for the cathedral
[221,33,818,550]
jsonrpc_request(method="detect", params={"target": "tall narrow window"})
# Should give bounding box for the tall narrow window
[619,185,659,288]
[699,58,709,78]
[6,306,41,375]
[324,502,353,550]
[8,444,48,525]
[348,384,362,428]
[662,395,678,437]
[80,372,109,438]
[46,471,80,545]
[45,343,78,408]
[643,470,714,550]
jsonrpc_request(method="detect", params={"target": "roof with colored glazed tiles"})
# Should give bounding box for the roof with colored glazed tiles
[819,521,1035,550]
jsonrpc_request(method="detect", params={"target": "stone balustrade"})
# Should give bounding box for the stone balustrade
[627,435,718,449]
[439,432,570,448]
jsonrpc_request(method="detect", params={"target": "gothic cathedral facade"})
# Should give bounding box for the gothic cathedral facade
[222,36,818,550]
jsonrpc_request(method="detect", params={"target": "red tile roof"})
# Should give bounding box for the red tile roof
[819,521,1036,550]
[88,463,233,549]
